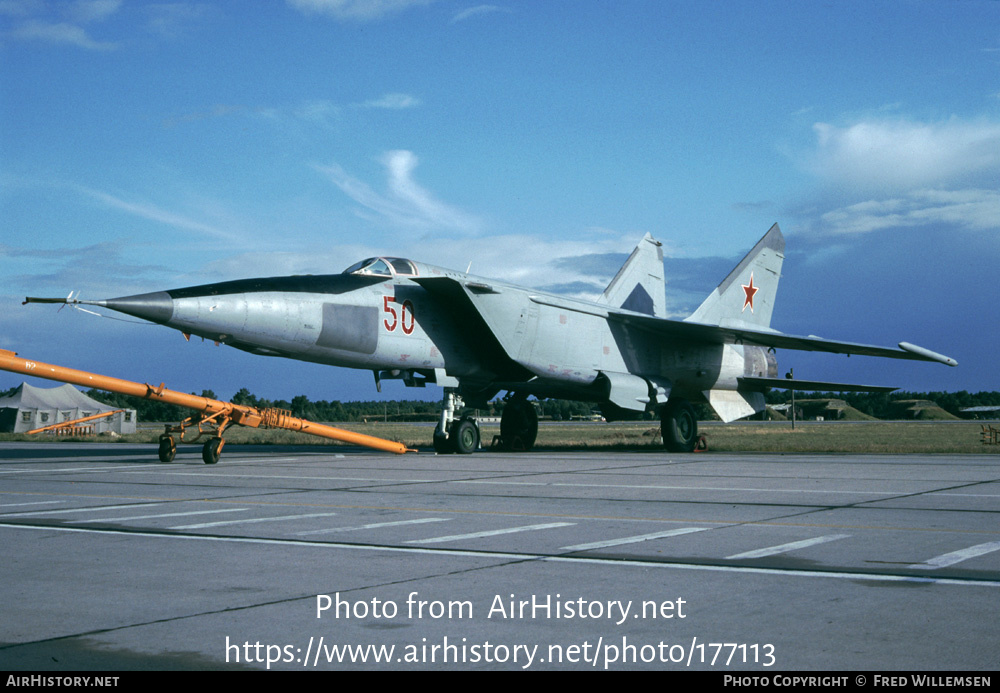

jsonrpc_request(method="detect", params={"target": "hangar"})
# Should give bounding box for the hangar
[0,382,136,435]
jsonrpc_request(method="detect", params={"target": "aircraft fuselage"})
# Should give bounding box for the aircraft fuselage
[99,262,771,417]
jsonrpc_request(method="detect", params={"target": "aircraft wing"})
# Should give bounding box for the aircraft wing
[737,377,898,393]
[410,276,533,381]
[414,275,956,368]
[607,311,958,366]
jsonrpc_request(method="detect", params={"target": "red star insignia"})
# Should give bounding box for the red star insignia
[742,273,758,313]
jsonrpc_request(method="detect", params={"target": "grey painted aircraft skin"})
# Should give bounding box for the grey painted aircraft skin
[32,224,957,454]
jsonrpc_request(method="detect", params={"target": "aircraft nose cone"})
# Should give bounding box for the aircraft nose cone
[103,291,174,324]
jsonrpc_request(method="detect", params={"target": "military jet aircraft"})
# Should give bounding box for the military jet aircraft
[26,224,956,455]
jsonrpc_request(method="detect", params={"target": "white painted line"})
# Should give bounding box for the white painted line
[909,541,1000,570]
[727,534,851,560]
[406,522,575,545]
[561,527,708,552]
[0,503,166,517]
[0,501,66,508]
[297,518,450,536]
[124,470,444,484]
[0,465,163,475]
[171,512,338,529]
[4,522,999,588]
[456,480,900,495]
[71,508,250,523]
[939,493,1000,499]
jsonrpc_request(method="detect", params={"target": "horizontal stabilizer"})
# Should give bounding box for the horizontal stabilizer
[609,309,957,366]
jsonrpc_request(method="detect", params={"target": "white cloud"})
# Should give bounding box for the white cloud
[0,1,43,18]
[286,0,432,21]
[293,99,342,123]
[5,0,122,49]
[188,232,642,305]
[414,234,631,298]
[820,189,1000,235]
[69,0,121,24]
[144,3,212,39]
[12,19,117,49]
[6,1,209,48]
[316,151,483,233]
[1,241,174,297]
[810,118,1000,192]
[356,93,421,109]
[75,186,241,241]
[450,5,511,24]
[800,116,1000,236]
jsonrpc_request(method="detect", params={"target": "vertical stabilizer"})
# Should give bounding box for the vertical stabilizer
[599,233,666,318]
[687,223,784,329]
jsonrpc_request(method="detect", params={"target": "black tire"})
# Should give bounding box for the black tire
[450,417,480,454]
[433,428,453,454]
[499,396,538,451]
[661,399,697,453]
[158,436,176,463]
[202,437,223,465]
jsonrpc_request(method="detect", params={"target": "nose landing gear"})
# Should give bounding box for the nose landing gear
[433,390,481,454]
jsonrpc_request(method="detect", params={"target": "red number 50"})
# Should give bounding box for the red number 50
[383,296,415,335]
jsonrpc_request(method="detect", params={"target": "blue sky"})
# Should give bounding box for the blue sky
[2,0,998,403]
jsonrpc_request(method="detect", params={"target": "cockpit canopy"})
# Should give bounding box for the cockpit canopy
[342,257,417,277]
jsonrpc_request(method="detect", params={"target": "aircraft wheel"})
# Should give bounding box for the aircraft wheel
[158,436,176,463]
[661,399,697,453]
[433,428,453,454]
[202,437,223,465]
[500,396,538,451]
[450,417,480,455]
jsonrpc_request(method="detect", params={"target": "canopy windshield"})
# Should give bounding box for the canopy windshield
[342,257,417,277]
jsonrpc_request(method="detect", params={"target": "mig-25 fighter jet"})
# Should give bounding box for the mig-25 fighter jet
[27,224,956,456]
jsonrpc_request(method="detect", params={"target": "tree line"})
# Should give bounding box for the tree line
[3,385,997,423]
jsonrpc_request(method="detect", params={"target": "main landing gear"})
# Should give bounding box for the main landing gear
[660,398,698,453]
[496,393,538,452]
[432,389,698,454]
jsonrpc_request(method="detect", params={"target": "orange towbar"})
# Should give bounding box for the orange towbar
[0,349,414,461]
[28,409,125,436]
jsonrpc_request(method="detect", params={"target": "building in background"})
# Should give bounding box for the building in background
[0,383,136,435]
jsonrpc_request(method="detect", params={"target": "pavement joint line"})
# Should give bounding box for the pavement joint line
[0,502,168,517]
[70,508,251,523]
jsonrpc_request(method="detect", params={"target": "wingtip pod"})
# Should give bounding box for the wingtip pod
[899,342,958,367]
